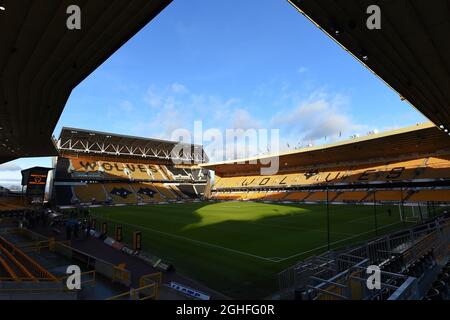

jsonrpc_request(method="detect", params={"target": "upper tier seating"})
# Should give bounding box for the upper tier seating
[214,156,450,190]
[69,157,206,183]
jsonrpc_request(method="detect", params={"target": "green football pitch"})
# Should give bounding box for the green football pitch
[90,201,419,299]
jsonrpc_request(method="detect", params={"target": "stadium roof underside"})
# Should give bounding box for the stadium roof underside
[58,127,208,164]
[289,0,450,131]
[202,123,450,176]
[0,0,172,164]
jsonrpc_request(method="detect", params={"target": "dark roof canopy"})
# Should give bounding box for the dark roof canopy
[203,123,450,176]
[289,0,450,131]
[0,0,172,164]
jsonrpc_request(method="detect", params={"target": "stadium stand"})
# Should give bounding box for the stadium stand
[52,128,208,206]
[279,214,450,300]
[212,156,450,191]
[153,183,178,200]
[0,196,28,211]
[283,192,310,201]
[206,125,450,207]
[132,183,164,203]
[407,190,450,202]
[73,184,107,204]
[305,191,339,202]
[53,186,74,206]
[104,183,137,205]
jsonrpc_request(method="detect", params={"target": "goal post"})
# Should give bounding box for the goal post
[401,203,428,223]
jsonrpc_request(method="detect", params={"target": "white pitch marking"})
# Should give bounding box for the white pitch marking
[99,216,403,263]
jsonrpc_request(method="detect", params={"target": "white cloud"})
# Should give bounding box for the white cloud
[171,83,189,95]
[138,83,244,140]
[0,163,22,171]
[109,81,371,161]
[144,85,163,108]
[298,66,307,74]
[231,109,262,130]
[272,90,365,142]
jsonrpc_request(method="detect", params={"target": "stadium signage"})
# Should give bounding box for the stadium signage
[169,282,210,300]
[78,160,159,173]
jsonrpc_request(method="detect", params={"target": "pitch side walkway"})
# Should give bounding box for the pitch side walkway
[30,225,229,300]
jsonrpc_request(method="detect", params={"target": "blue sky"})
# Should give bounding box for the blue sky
[0,0,426,188]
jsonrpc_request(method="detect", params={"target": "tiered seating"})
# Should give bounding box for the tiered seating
[153,183,178,200]
[169,185,189,199]
[0,236,58,282]
[214,192,246,200]
[421,157,450,180]
[284,192,310,201]
[366,190,405,202]
[177,185,199,198]
[0,197,27,211]
[333,191,368,202]
[305,191,339,201]
[213,156,450,192]
[407,190,450,202]
[165,166,192,180]
[424,260,450,300]
[74,184,107,203]
[243,192,267,200]
[104,183,137,204]
[132,183,163,202]
[264,192,287,201]
[70,157,171,181]
[145,165,167,180]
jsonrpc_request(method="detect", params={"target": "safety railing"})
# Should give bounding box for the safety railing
[0,242,37,282]
[278,215,450,299]
[0,255,20,282]
[0,235,58,281]
[106,284,158,300]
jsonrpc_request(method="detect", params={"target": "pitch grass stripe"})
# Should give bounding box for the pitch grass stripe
[247,221,353,237]
[102,217,276,262]
[99,217,403,264]
[277,221,404,262]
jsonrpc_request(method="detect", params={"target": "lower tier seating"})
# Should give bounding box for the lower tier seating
[74,184,107,204]
[105,183,138,204]
[210,188,450,204]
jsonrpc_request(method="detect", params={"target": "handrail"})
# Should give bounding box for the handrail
[106,283,157,300]
[0,236,58,281]
[0,255,20,282]
[0,277,55,282]
[0,243,37,282]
